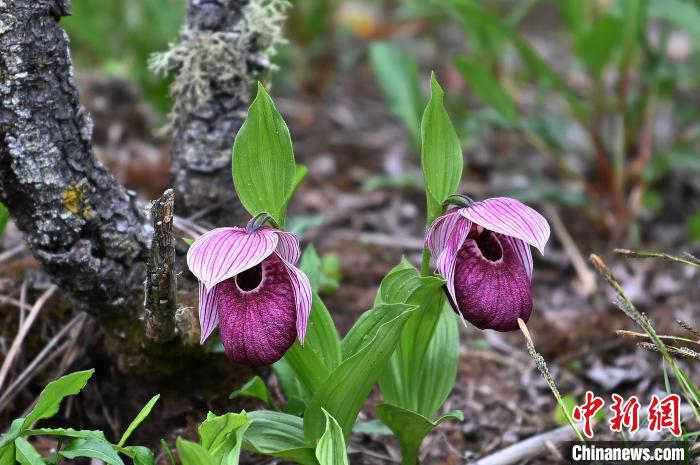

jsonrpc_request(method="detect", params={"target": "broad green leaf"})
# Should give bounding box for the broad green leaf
[375,260,459,417]
[244,411,317,465]
[14,438,43,465]
[300,245,322,293]
[648,0,700,45]
[123,446,155,465]
[342,303,417,360]
[554,0,590,36]
[421,74,463,220]
[229,377,276,409]
[287,164,309,206]
[198,411,248,460]
[24,369,94,428]
[176,439,216,465]
[118,394,160,446]
[24,428,106,441]
[376,404,463,465]
[315,410,348,465]
[0,443,14,465]
[60,438,124,465]
[453,57,518,123]
[0,203,9,237]
[221,422,249,465]
[575,15,622,77]
[0,419,24,448]
[282,337,329,399]
[305,304,416,442]
[272,357,308,409]
[232,83,296,226]
[352,420,392,436]
[370,42,424,146]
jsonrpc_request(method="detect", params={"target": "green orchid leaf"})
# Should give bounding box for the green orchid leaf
[0,203,9,237]
[244,411,317,465]
[24,428,106,441]
[118,394,160,446]
[60,438,125,465]
[305,303,416,443]
[0,419,24,448]
[421,74,463,221]
[376,260,460,418]
[198,411,248,461]
[123,446,155,465]
[14,438,43,465]
[575,14,622,77]
[376,404,463,465]
[229,377,277,410]
[176,439,216,465]
[232,82,297,226]
[272,357,308,410]
[0,442,14,465]
[24,370,94,428]
[315,410,349,465]
[370,41,424,146]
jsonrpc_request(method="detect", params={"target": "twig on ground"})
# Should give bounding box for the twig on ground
[473,425,575,465]
[0,244,26,266]
[0,285,57,391]
[543,204,597,295]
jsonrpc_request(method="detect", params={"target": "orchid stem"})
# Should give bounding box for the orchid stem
[421,248,431,277]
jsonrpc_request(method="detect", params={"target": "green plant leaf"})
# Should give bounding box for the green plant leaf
[14,438,43,465]
[221,421,249,465]
[281,292,341,397]
[24,369,94,428]
[421,73,463,221]
[60,438,125,465]
[122,446,155,465]
[554,0,590,36]
[305,303,416,443]
[648,0,700,45]
[376,404,463,465]
[272,357,308,410]
[300,245,322,292]
[232,82,296,226]
[686,211,700,242]
[0,443,14,465]
[0,419,24,448]
[352,420,392,436]
[176,439,216,465]
[198,411,248,460]
[315,410,348,465]
[375,260,459,418]
[453,57,518,123]
[369,41,424,146]
[575,15,622,77]
[341,303,416,360]
[118,394,160,446]
[24,428,107,441]
[244,411,317,465]
[0,202,9,237]
[229,377,276,409]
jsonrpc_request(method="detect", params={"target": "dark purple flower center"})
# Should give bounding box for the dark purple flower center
[236,263,263,291]
[475,231,503,262]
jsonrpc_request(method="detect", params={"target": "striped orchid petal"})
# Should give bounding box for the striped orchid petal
[198,282,220,343]
[458,197,550,254]
[436,215,472,314]
[273,230,302,265]
[186,227,278,290]
[277,255,312,345]
[425,209,463,258]
[501,235,534,280]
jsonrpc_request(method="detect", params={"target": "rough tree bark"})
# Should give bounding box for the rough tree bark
[0,0,150,321]
[170,0,253,225]
[0,0,263,339]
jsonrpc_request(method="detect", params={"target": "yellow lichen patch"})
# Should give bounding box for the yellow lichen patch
[61,183,94,220]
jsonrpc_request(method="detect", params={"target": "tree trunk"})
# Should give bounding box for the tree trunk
[169,0,254,226]
[0,0,150,321]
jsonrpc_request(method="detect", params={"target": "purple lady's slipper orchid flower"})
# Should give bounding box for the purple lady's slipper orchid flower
[426,197,550,332]
[186,220,311,366]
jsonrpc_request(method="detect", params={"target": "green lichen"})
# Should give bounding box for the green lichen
[149,0,290,128]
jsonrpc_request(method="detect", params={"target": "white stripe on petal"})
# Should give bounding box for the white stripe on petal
[273,230,302,265]
[186,227,278,290]
[276,252,312,345]
[459,197,550,254]
[425,209,463,258]
[198,281,220,344]
[436,216,471,316]
[502,236,533,280]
